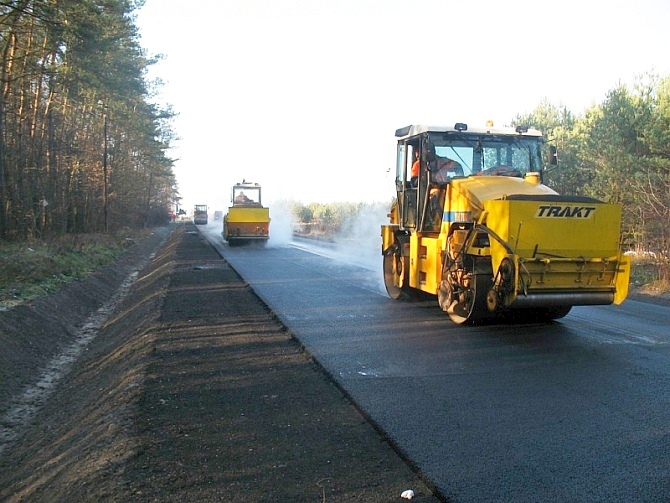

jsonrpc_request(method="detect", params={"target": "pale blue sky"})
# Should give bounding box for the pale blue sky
[136,0,670,211]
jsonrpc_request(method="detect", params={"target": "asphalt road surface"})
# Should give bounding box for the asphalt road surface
[202,223,670,503]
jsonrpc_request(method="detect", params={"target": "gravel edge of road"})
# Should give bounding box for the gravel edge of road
[0,226,173,413]
[0,224,442,502]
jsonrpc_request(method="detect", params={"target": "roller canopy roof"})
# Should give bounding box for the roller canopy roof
[395,124,543,140]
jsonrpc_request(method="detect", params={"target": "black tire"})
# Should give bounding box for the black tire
[445,272,493,325]
[383,246,419,300]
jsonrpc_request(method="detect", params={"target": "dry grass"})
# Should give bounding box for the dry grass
[0,229,152,308]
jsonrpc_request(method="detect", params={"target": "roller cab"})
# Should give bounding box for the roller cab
[223,181,270,245]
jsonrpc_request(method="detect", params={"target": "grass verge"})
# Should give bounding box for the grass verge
[0,229,152,309]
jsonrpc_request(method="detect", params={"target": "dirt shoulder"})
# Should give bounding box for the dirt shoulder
[0,224,438,502]
[627,288,670,308]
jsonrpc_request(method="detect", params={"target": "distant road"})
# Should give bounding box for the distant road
[200,223,670,503]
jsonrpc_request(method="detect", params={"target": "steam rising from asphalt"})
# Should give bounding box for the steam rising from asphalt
[334,204,387,267]
[210,199,391,296]
[266,200,295,248]
[264,199,390,295]
[331,203,390,296]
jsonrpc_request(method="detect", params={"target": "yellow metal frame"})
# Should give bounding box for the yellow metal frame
[482,199,630,305]
[224,206,270,240]
[381,193,631,305]
[226,207,270,223]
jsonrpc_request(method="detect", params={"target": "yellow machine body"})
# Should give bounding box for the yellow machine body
[222,181,270,244]
[483,199,629,306]
[381,124,630,324]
